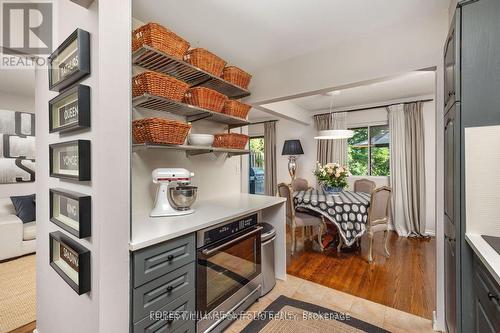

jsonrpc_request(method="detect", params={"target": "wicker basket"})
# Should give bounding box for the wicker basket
[222,66,252,89]
[184,87,228,112]
[222,100,251,120]
[132,71,190,101]
[132,118,191,145]
[213,133,249,149]
[132,23,190,60]
[184,48,227,76]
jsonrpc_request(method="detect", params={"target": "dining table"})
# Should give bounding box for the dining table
[293,189,371,247]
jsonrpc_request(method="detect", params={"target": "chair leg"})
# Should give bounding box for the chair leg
[291,226,296,255]
[383,230,390,257]
[317,223,325,252]
[367,231,374,263]
[337,235,343,252]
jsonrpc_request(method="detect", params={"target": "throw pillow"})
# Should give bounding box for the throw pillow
[10,194,36,223]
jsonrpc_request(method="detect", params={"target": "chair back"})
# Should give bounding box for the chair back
[354,179,377,194]
[291,178,309,192]
[277,183,294,224]
[368,186,391,225]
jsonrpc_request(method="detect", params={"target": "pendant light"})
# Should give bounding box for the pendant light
[314,93,354,140]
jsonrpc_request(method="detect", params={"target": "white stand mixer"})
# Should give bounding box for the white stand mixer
[150,168,197,217]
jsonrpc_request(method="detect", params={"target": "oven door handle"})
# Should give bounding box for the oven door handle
[202,226,263,256]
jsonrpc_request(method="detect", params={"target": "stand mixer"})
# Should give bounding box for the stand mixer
[150,168,198,217]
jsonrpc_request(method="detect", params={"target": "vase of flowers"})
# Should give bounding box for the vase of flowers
[313,162,349,196]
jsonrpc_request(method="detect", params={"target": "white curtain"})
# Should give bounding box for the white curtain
[264,122,277,196]
[314,112,348,165]
[388,103,426,237]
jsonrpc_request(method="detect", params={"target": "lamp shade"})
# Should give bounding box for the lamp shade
[282,140,304,155]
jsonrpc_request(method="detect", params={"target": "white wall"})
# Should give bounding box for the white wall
[35,1,131,333]
[0,91,35,198]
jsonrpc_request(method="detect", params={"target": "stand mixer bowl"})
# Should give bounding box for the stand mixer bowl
[168,185,198,211]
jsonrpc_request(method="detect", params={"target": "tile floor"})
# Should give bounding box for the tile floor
[225,275,435,333]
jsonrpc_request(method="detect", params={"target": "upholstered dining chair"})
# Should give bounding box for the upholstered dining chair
[366,186,392,263]
[354,178,377,194]
[291,178,310,192]
[277,183,325,255]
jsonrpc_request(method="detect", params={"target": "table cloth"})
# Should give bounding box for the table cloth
[293,189,371,246]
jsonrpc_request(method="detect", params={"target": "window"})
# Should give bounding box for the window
[348,125,390,176]
[249,137,265,195]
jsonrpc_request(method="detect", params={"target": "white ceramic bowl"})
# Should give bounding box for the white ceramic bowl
[188,134,214,147]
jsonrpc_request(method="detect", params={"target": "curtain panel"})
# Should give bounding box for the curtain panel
[314,112,348,166]
[264,122,277,196]
[388,102,426,237]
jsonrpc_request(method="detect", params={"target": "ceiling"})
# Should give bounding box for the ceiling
[291,71,435,112]
[248,71,435,120]
[133,0,449,71]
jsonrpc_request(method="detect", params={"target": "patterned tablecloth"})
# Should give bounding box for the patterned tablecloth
[293,189,371,246]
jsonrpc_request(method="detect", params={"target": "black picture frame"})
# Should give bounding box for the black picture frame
[49,231,91,295]
[48,29,90,92]
[50,188,91,238]
[49,140,91,181]
[49,85,90,133]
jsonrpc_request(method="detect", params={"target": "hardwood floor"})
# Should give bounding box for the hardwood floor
[9,321,36,333]
[286,229,436,319]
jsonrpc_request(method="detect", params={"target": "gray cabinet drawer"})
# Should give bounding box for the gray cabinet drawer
[473,256,500,332]
[133,234,195,287]
[133,289,195,333]
[133,263,195,322]
[172,321,195,333]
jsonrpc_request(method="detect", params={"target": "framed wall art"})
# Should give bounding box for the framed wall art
[50,188,91,238]
[49,231,91,295]
[48,28,90,92]
[49,140,91,181]
[49,85,90,133]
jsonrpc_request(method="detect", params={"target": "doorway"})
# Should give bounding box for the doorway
[249,136,265,195]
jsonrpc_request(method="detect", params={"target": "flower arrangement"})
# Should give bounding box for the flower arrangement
[313,162,349,194]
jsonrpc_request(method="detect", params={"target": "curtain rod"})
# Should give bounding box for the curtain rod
[313,98,434,118]
[248,119,279,126]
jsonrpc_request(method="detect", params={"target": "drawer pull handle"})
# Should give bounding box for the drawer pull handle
[487,292,499,301]
[166,254,174,262]
[166,285,173,292]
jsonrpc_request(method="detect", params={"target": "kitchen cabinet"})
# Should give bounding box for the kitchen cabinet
[444,0,500,332]
[473,255,500,333]
[131,233,196,333]
[444,104,460,333]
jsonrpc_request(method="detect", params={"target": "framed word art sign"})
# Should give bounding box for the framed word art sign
[49,85,90,133]
[48,29,90,92]
[49,140,91,181]
[50,188,91,238]
[49,231,90,294]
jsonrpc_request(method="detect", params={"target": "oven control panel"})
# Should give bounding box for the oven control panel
[203,213,258,245]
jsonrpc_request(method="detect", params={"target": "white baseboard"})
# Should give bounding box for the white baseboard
[33,329,39,333]
[432,311,444,332]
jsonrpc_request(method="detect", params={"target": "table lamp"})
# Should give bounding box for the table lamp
[282,140,304,181]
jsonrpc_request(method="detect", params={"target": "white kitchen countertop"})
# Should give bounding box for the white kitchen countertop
[466,233,500,285]
[130,193,286,251]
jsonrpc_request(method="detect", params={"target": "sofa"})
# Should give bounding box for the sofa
[0,197,36,261]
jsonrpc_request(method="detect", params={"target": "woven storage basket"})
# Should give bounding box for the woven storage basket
[222,100,251,120]
[132,23,190,59]
[213,133,249,149]
[222,66,252,89]
[132,71,190,101]
[184,48,227,76]
[184,87,228,112]
[132,118,191,145]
